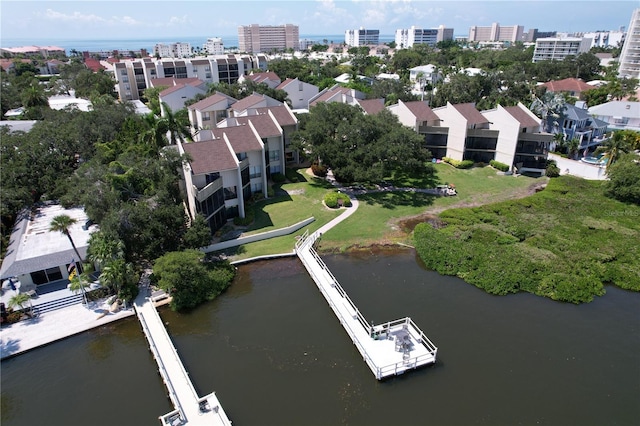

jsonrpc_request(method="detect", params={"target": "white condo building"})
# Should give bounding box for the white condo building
[203,38,225,55]
[238,24,299,53]
[619,8,640,78]
[345,28,380,46]
[532,36,592,63]
[395,25,454,48]
[113,55,269,101]
[153,42,192,58]
[468,23,524,43]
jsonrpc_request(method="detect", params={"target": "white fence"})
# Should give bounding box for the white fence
[201,217,315,253]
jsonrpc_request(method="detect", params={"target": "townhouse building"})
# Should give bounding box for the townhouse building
[238,24,299,53]
[618,8,640,78]
[157,79,207,113]
[187,92,238,131]
[179,101,297,234]
[395,25,454,48]
[308,84,366,108]
[113,55,268,101]
[345,28,380,46]
[532,36,592,62]
[240,72,282,89]
[387,101,553,175]
[276,77,319,110]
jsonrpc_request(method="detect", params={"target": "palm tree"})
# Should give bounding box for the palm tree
[69,273,90,305]
[160,102,192,146]
[567,137,580,159]
[530,92,566,133]
[596,131,631,172]
[87,231,125,268]
[49,214,83,274]
[8,293,33,317]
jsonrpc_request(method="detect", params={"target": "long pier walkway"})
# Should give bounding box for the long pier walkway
[295,230,438,380]
[134,283,232,426]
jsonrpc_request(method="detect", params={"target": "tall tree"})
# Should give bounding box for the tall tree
[597,130,633,171]
[49,214,83,273]
[530,92,566,133]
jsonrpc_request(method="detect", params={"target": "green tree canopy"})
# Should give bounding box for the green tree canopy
[605,153,640,205]
[152,250,235,311]
[292,103,433,183]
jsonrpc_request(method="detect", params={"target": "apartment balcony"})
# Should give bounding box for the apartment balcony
[193,178,223,202]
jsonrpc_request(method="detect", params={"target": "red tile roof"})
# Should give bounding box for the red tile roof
[182,140,237,174]
[542,78,593,94]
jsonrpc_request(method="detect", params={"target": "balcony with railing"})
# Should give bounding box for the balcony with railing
[193,178,223,202]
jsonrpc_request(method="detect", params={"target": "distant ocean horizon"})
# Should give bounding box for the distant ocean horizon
[1,34,397,53]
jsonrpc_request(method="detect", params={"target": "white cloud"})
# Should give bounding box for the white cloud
[43,9,107,24]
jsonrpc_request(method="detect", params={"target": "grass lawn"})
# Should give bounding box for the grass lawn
[413,176,640,303]
[319,163,543,251]
[225,164,542,258]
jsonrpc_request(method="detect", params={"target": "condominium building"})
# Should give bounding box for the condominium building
[395,25,454,48]
[579,31,625,49]
[532,36,592,63]
[203,38,225,55]
[113,55,269,101]
[179,99,298,234]
[238,24,299,53]
[345,28,380,47]
[153,42,192,58]
[618,8,640,78]
[387,101,552,175]
[468,23,524,43]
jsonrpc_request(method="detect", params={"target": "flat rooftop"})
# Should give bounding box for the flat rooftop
[0,204,96,279]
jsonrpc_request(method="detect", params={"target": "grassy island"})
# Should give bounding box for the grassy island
[413,176,640,303]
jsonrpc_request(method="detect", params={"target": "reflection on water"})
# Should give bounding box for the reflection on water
[2,250,639,426]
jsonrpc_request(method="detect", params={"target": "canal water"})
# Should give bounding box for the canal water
[2,249,639,426]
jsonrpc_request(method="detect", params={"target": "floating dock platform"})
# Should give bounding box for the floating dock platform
[295,231,438,379]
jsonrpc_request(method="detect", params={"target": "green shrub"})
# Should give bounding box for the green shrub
[490,160,510,172]
[233,207,255,226]
[546,163,560,177]
[324,191,352,208]
[271,172,286,183]
[311,162,327,177]
[442,157,474,169]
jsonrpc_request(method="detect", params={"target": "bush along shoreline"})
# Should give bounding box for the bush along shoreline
[413,176,640,303]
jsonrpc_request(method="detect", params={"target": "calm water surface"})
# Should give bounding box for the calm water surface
[2,249,639,426]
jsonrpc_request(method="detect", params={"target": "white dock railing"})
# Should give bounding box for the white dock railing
[134,291,232,425]
[295,230,437,380]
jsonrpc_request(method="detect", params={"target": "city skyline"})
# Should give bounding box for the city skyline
[1,0,636,43]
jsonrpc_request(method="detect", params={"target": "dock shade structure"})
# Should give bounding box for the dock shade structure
[295,231,438,379]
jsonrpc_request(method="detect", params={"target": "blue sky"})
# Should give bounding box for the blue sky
[1,0,637,40]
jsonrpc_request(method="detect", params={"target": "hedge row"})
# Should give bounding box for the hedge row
[442,157,474,169]
[489,160,510,172]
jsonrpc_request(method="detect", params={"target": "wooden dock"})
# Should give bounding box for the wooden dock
[134,289,231,425]
[295,231,438,380]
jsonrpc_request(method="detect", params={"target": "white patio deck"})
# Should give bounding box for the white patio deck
[295,230,437,380]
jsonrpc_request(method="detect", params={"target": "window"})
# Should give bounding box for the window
[252,182,263,193]
[269,150,280,162]
[237,152,247,161]
[250,166,261,179]
[205,172,220,184]
[224,186,237,200]
[202,112,211,121]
